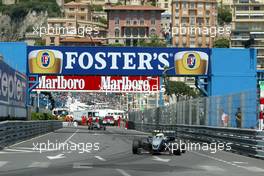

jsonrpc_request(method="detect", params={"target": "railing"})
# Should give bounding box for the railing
[0,121,62,149]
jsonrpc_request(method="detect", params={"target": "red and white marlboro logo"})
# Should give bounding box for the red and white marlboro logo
[34,76,159,93]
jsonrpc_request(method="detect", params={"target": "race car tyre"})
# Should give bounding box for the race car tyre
[181,145,186,153]
[132,140,140,154]
[173,149,181,156]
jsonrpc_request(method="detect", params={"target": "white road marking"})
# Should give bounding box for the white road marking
[191,151,264,173]
[232,161,248,164]
[243,167,264,172]
[200,165,225,172]
[73,163,93,169]
[28,162,50,168]
[63,129,79,144]
[152,156,171,162]
[116,169,131,176]
[0,161,8,168]
[47,153,65,160]
[95,156,106,161]
[3,148,35,153]
[191,151,244,168]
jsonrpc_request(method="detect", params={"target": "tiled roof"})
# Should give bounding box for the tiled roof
[105,5,165,11]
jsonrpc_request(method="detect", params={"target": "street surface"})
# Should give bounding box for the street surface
[0,126,264,176]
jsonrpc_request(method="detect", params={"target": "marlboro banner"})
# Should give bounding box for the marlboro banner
[32,76,160,93]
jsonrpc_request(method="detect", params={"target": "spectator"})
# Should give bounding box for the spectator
[221,110,229,127]
[235,107,242,128]
[259,109,264,130]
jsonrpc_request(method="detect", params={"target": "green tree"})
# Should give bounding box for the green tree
[213,38,230,48]
[165,81,199,101]
[218,5,232,25]
[139,35,166,47]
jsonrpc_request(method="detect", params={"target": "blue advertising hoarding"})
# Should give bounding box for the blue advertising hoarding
[27,46,210,76]
[0,59,27,107]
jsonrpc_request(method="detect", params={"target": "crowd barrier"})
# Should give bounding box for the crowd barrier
[132,122,264,159]
[0,120,62,149]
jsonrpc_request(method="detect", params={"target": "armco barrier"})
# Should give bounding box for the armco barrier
[133,123,264,159]
[0,121,62,149]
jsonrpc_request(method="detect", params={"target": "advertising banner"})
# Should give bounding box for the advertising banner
[0,59,27,107]
[32,76,160,93]
[27,46,210,76]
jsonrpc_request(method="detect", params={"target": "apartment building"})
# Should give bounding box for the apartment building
[45,1,107,46]
[2,0,17,5]
[105,5,164,46]
[171,0,218,48]
[230,0,264,69]
[156,0,172,13]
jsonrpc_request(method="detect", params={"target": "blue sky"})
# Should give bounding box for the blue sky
[0,42,27,74]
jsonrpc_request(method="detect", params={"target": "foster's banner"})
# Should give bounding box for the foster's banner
[32,76,160,93]
[27,46,210,76]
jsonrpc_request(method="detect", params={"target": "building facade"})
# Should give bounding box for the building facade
[45,1,107,46]
[230,0,264,69]
[171,0,218,48]
[156,0,172,13]
[105,5,164,46]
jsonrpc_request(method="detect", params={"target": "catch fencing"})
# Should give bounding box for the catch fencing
[129,91,257,129]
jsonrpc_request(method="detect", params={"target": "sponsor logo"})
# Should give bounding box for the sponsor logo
[37,76,85,90]
[41,52,51,67]
[183,52,200,70]
[100,76,152,92]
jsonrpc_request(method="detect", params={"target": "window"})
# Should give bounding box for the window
[151,18,155,25]
[80,16,85,20]
[182,2,187,8]
[125,28,131,36]
[197,3,203,8]
[253,6,260,10]
[133,19,138,25]
[150,28,156,36]
[126,18,131,25]
[175,2,179,8]
[164,3,168,8]
[115,29,120,37]
[139,28,145,37]
[132,28,138,37]
[190,2,195,9]
[80,8,85,11]
[190,17,195,25]
[69,8,75,11]
[115,17,119,25]
[50,37,55,44]
[140,18,144,25]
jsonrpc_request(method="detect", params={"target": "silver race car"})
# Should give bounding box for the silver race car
[132,132,186,155]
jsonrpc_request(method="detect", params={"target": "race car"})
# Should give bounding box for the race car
[132,132,186,155]
[88,122,106,130]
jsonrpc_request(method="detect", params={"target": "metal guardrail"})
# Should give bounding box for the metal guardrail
[132,122,264,159]
[0,121,62,149]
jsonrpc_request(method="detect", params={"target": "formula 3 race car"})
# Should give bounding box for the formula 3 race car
[132,132,186,155]
[88,122,106,130]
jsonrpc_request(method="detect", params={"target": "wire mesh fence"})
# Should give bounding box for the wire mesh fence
[129,91,258,129]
